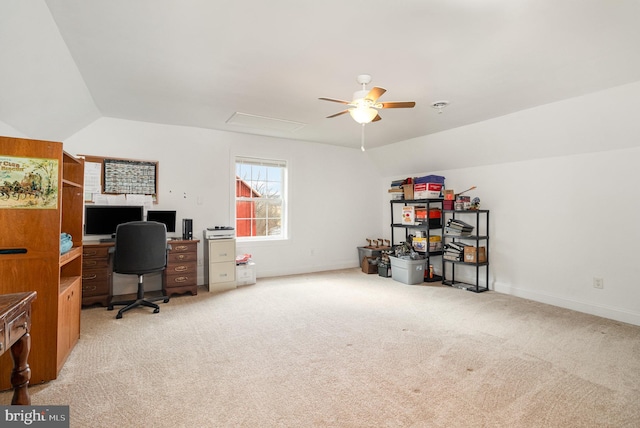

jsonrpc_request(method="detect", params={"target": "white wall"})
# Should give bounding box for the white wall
[64,118,383,294]
[0,1,100,140]
[0,120,26,138]
[374,83,640,326]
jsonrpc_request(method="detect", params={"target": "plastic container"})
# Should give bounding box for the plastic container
[357,246,383,262]
[389,256,427,285]
[378,263,391,278]
[236,261,256,285]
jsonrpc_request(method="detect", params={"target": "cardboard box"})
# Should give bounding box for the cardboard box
[463,246,486,263]
[414,182,443,199]
[428,208,442,227]
[402,206,416,225]
[456,195,471,210]
[429,241,443,252]
[388,188,404,200]
[428,235,442,252]
[412,237,427,252]
[362,256,379,274]
[444,189,455,200]
[402,184,414,200]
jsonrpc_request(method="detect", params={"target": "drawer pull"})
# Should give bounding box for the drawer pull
[83,251,97,256]
[175,245,188,251]
[218,253,228,257]
[83,285,97,292]
[174,276,188,283]
[84,260,98,267]
[177,254,186,260]
[16,322,27,331]
[82,274,97,280]
[174,266,188,272]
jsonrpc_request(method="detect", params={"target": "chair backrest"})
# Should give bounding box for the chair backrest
[113,221,168,274]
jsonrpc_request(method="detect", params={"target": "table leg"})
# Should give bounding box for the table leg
[9,332,31,405]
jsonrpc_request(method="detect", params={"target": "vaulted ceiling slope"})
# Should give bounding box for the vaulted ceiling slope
[2,1,640,149]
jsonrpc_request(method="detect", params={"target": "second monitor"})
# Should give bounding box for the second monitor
[146,210,177,233]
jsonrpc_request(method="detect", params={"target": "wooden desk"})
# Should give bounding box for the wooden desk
[83,240,200,304]
[0,291,37,405]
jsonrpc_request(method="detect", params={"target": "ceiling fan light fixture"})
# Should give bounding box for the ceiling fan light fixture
[349,106,378,124]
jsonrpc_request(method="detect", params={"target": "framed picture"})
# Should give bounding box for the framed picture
[0,155,58,209]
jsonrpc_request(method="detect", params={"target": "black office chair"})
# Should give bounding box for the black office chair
[108,221,171,319]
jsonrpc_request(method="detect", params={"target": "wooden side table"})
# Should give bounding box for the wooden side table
[0,291,37,405]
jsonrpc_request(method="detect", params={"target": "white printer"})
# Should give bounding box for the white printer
[204,226,235,240]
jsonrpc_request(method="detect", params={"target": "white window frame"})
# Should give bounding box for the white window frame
[234,156,288,242]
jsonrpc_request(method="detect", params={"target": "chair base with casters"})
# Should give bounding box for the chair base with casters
[108,220,172,319]
[108,274,170,319]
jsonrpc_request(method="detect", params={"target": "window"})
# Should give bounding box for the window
[235,157,287,239]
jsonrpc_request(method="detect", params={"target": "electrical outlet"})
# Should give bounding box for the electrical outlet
[593,277,604,289]
[197,259,203,266]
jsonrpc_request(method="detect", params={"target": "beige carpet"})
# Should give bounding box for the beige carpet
[2,268,639,427]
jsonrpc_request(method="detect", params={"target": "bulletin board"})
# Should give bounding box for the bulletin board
[79,155,158,201]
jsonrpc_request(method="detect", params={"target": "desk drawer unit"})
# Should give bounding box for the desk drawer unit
[163,240,199,297]
[81,244,112,307]
[206,238,236,292]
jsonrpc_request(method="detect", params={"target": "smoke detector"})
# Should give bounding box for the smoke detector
[431,100,450,114]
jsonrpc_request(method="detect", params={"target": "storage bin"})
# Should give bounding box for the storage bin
[236,262,256,285]
[389,256,427,285]
[357,246,382,262]
[378,263,391,278]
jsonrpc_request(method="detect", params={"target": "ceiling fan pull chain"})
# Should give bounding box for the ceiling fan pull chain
[361,124,366,152]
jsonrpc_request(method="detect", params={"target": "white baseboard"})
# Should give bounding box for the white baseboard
[253,261,359,279]
[494,281,640,327]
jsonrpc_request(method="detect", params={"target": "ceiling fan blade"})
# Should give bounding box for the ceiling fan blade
[379,101,416,109]
[319,97,350,104]
[372,114,382,122]
[326,110,349,118]
[366,87,386,102]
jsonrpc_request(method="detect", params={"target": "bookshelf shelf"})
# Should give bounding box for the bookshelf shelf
[441,209,490,293]
[390,198,444,281]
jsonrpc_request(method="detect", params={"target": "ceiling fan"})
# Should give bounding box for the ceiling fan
[319,74,416,125]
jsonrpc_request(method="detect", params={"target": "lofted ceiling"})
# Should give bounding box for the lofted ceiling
[3,1,640,150]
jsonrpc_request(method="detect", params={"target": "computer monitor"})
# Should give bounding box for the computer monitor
[84,205,144,237]
[146,210,177,233]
